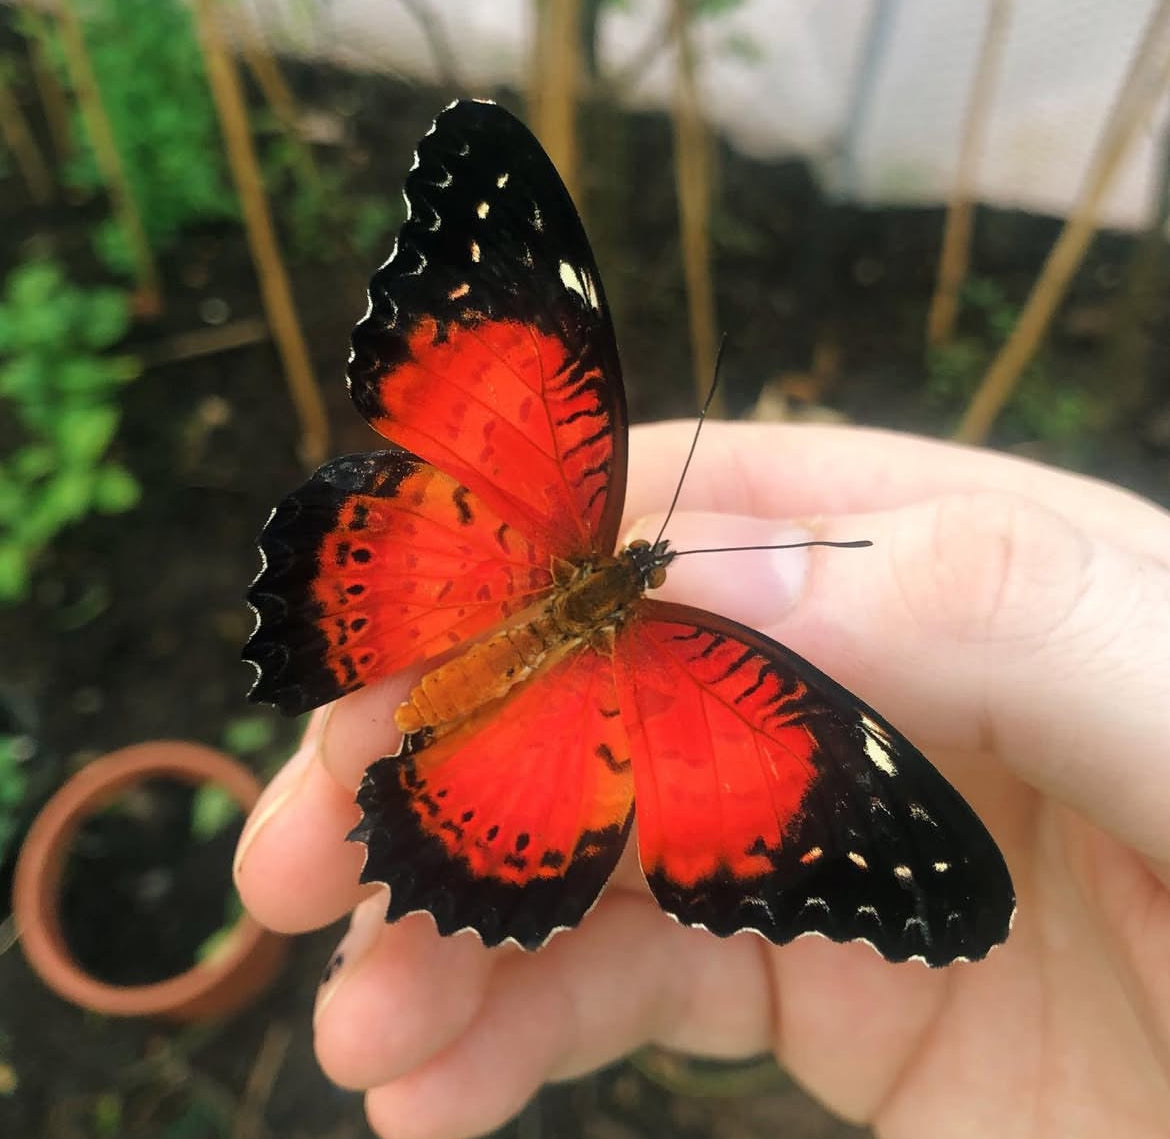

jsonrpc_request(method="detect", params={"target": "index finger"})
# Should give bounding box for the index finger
[626,421,1170,564]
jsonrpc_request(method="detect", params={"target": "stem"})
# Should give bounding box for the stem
[56,0,161,312]
[0,66,53,204]
[21,7,73,166]
[955,0,1170,444]
[670,0,719,414]
[192,0,329,468]
[927,0,1010,349]
[529,0,581,203]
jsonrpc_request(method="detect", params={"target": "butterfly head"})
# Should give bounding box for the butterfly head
[624,538,675,591]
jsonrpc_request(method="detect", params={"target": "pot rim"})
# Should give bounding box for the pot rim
[13,740,284,1020]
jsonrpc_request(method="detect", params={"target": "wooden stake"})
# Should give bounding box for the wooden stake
[530,0,581,204]
[21,7,74,167]
[955,0,1170,445]
[226,0,321,194]
[670,0,719,414]
[192,0,328,468]
[0,68,53,204]
[56,0,161,312]
[927,0,1010,349]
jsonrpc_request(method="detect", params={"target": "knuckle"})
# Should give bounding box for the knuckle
[895,490,1093,646]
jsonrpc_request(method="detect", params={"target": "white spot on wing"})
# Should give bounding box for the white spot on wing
[799,846,823,865]
[496,172,509,188]
[532,204,544,232]
[476,201,490,219]
[559,261,601,310]
[470,240,481,263]
[448,282,470,300]
[932,861,950,873]
[860,715,898,777]
[847,851,868,870]
[893,864,913,881]
[436,169,453,189]
[799,896,830,914]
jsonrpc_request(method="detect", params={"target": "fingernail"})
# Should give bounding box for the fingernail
[315,894,386,1024]
[627,512,813,628]
[233,707,331,879]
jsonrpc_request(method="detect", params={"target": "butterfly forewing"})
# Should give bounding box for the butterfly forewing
[245,450,555,715]
[349,100,628,560]
[616,602,1015,965]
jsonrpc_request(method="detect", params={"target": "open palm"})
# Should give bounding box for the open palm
[236,422,1170,1139]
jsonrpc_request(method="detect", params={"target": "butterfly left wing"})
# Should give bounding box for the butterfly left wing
[615,601,1015,965]
[349,99,628,560]
[350,641,634,949]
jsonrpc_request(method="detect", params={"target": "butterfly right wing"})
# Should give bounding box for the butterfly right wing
[615,602,1015,966]
[244,449,555,716]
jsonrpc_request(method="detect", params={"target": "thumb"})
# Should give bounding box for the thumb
[628,491,1170,865]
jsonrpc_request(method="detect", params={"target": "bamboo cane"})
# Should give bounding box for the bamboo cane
[955,0,1170,445]
[192,0,328,469]
[21,6,73,167]
[530,0,581,204]
[670,0,719,414]
[927,0,1011,349]
[0,68,53,204]
[56,0,160,312]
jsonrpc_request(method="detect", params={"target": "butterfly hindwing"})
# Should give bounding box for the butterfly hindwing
[615,601,1015,965]
[349,100,627,560]
[244,449,555,715]
[351,642,634,949]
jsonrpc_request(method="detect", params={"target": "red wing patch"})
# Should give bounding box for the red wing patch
[351,642,634,949]
[357,316,619,559]
[245,450,554,716]
[617,601,1015,965]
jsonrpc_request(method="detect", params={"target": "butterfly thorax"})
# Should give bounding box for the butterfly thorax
[394,539,673,736]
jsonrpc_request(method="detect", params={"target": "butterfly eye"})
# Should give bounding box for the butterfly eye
[646,566,667,589]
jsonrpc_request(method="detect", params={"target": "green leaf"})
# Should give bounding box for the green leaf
[0,545,30,602]
[12,445,55,481]
[190,784,241,842]
[222,714,276,756]
[93,464,140,513]
[55,405,119,464]
[80,289,131,349]
[33,468,95,531]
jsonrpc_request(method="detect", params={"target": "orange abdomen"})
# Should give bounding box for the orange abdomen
[395,620,554,733]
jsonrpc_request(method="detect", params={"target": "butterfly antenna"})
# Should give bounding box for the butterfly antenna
[653,336,727,548]
[673,539,873,557]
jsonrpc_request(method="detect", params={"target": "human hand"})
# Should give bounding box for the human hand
[234,421,1170,1139]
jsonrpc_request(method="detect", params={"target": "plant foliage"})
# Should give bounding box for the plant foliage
[0,259,140,601]
[60,0,237,273]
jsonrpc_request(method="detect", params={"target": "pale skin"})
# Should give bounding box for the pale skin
[234,421,1170,1139]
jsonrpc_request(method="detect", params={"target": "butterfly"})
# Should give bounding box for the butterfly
[243,99,1014,965]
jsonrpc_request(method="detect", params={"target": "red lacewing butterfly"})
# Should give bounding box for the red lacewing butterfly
[244,100,1014,965]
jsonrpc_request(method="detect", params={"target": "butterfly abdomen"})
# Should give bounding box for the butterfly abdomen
[394,549,650,735]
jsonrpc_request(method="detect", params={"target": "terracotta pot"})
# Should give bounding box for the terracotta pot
[13,741,286,1021]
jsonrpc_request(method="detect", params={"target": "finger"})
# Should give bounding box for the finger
[643,493,1170,864]
[234,676,411,932]
[314,898,495,1091]
[362,893,774,1139]
[626,421,1170,565]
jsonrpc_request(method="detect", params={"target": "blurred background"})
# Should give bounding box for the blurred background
[2,0,1169,1135]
